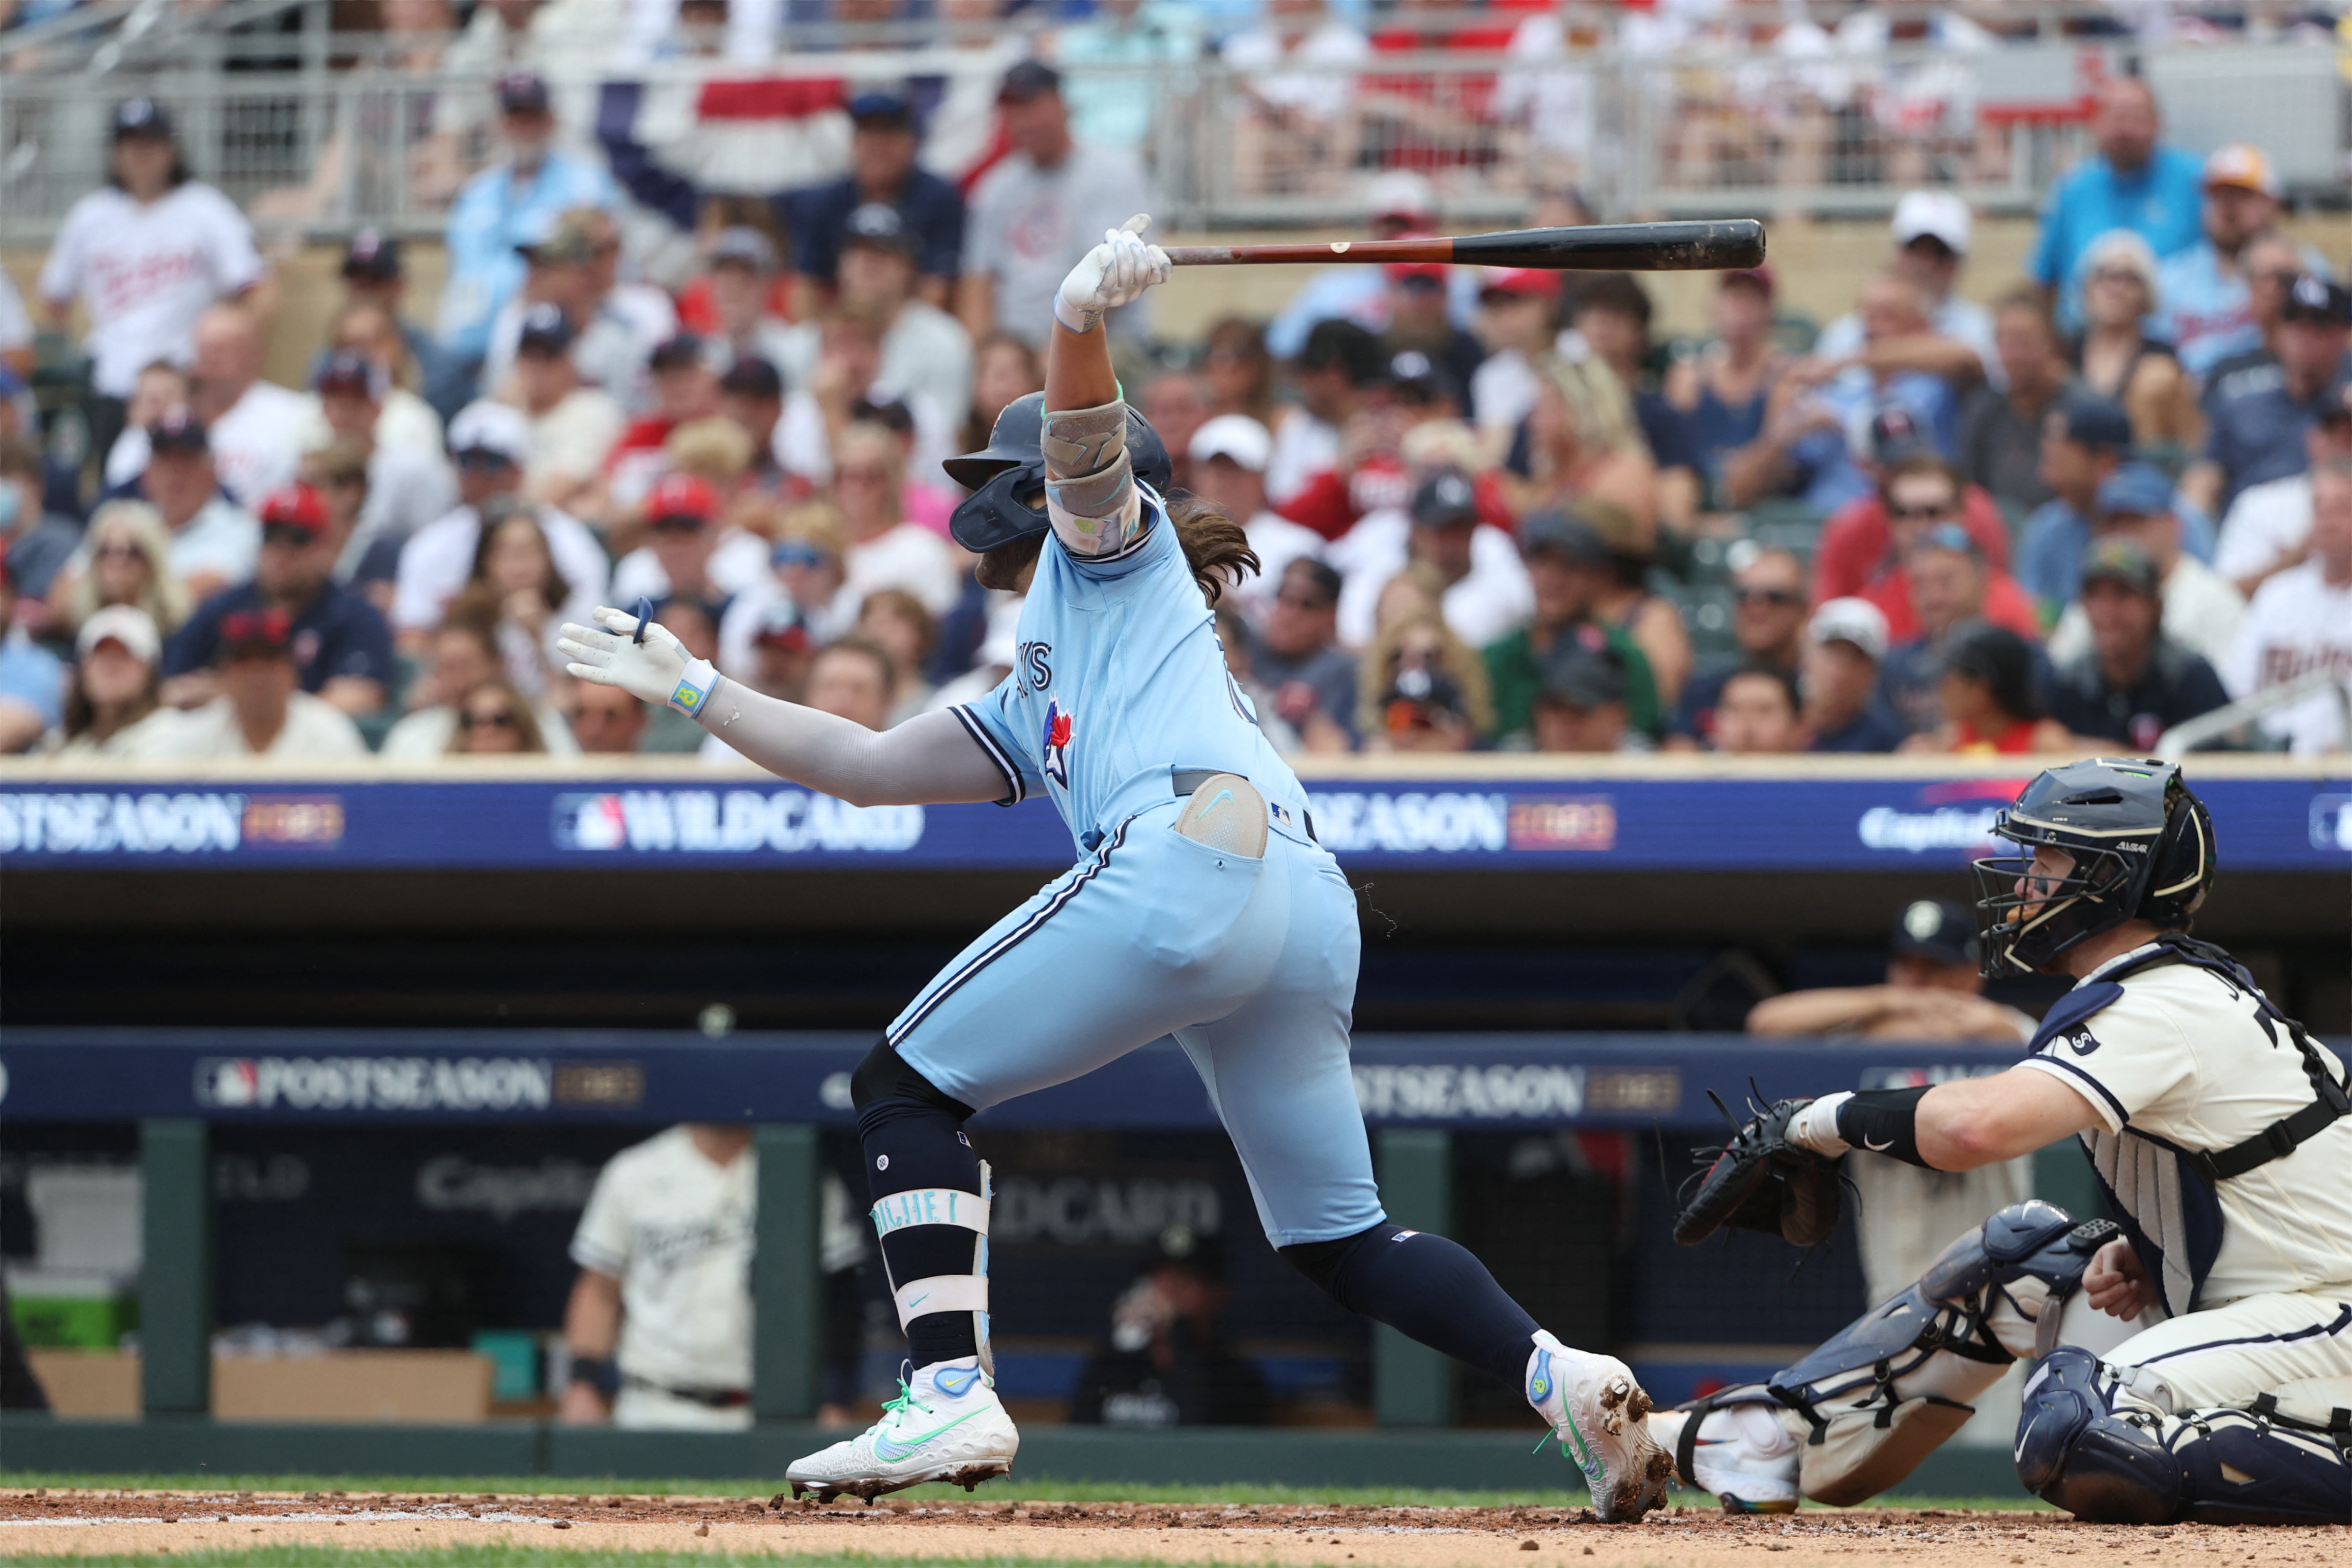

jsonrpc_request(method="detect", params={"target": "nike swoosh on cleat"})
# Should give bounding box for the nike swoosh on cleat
[933,1367,982,1398]
[871,1406,985,1463]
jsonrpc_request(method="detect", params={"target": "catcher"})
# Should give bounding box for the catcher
[1661,759,2352,1525]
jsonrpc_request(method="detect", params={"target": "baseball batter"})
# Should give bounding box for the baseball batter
[558,216,1673,1519]
[1658,760,2352,1524]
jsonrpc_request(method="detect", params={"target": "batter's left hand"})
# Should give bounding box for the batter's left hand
[1055,214,1171,335]
[2082,1236,2155,1321]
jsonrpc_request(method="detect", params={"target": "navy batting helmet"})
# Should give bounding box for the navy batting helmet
[1971,759,2216,976]
[944,393,1173,553]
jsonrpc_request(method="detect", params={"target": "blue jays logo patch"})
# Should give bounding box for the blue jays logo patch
[1042,701,1074,789]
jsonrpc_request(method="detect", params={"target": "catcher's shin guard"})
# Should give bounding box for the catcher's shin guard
[1767,1201,2115,1506]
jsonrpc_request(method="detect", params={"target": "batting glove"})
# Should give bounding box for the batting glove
[1054,213,1171,336]
[558,606,723,718]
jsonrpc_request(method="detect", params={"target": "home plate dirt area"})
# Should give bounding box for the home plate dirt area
[2,1490,2347,1566]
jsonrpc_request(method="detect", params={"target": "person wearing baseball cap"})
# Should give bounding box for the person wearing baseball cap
[1800,597,1905,753]
[1484,508,1661,747]
[1531,625,1634,754]
[784,81,962,305]
[2194,273,2352,518]
[511,304,625,511]
[697,225,796,378]
[2212,363,2352,600]
[2043,536,2230,752]
[788,200,974,434]
[1468,269,1563,442]
[1809,190,1998,391]
[159,482,395,717]
[1265,169,1476,361]
[1186,413,1323,627]
[49,605,166,756]
[436,65,618,372]
[122,601,368,761]
[2152,143,2301,377]
[2040,462,2245,672]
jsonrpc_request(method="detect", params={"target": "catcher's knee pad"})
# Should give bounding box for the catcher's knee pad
[2015,1347,2184,1524]
[1175,773,1267,858]
[1767,1201,2115,1506]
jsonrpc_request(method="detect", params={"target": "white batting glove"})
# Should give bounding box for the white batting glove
[1054,213,1171,336]
[557,606,723,718]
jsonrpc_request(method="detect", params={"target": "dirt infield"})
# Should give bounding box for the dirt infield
[2,1489,2346,1565]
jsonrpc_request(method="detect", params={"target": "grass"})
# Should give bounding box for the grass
[0,1552,1209,1568]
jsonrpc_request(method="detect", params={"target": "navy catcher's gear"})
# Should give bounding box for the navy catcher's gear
[1972,759,2215,976]
[2015,1347,2184,1524]
[1764,1201,2114,1505]
[945,392,1174,553]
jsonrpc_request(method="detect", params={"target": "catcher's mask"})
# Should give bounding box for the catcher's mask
[1971,758,2215,978]
[944,392,1174,553]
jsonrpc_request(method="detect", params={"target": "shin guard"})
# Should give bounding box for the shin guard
[853,1042,993,1374]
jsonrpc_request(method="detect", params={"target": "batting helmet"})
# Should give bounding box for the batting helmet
[1971,759,2216,976]
[944,392,1174,553]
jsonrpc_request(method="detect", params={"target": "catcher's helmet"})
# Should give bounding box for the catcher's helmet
[1971,758,2216,976]
[944,392,1173,553]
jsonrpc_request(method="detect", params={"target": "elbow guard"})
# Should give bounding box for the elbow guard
[1041,399,1141,558]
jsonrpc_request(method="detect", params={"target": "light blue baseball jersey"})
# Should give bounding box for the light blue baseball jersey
[949,485,1312,855]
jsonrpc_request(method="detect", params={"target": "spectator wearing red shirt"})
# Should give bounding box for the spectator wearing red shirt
[1277,351,1509,543]
[1859,454,2039,645]
[1813,408,2010,612]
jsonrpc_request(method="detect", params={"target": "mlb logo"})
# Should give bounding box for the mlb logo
[553,793,628,851]
[197,1058,259,1107]
[1042,702,1075,789]
[1271,802,1292,826]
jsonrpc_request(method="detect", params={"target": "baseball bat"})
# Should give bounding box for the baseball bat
[1163,219,1766,273]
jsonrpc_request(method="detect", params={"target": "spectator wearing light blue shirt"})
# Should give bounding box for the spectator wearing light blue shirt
[1053,0,1203,153]
[1264,171,1481,360]
[2155,143,2321,380]
[2020,388,2219,614]
[0,543,65,752]
[436,71,618,380]
[1812,191,1999,394]
[2028,77,2205,331]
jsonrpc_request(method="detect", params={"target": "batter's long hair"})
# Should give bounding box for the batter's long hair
[977,493,1260,607]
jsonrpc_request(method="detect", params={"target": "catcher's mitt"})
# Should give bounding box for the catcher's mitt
[1673,1091,1844,1248]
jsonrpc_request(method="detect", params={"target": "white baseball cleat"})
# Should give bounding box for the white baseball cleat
[1525,1329,1673,1523]
[1649,1397,1802,1514]
[785,1359,1019,1503]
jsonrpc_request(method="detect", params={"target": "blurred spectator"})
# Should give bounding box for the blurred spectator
[50,500,191,641]
[1470,269,1563,447]
[1877,517,2028,735]
[1531,629,1636,755]
[2069,232,2198,460]
[394,401,609,647]
[1507,355,1658,537]
[102,363,191,492]
[805,636,896,730]
[2221,457,2352,756]
[382,613,580,758]
[855,589,937,725]
[719,502,853,680]
[1580,500,1688,708]
[960,61,1154,349]
[2199,229,2313,389]
[0,544,64,752]
[1484,510,1660,750]
[777,314,949,493]
[1332,466,1529,652]
[790,87,963,312]
[2044,538,2231,754]
[312,301,451,459]
[1669,546,1806,749]
[1568,273,1699,528]
[1749,899,2035,1308]
[38,98,270,462]
[1223,0,1370,198]
[1187,415,1323,629]
[47,607,164,758]
[0,270,29,389]
[1268,319,1381,508]
[612,469,763,609]
[162,484,394,718]
[335,229,469,425]
[963,333,1045,455]
[2155,145,2293,380]
[106,303,302,510]
[1710,666,1806,756]
[2214,380,2352,600]
[447,678,548,755]
[2188,275,2352,518]
[514,305,627,512]
[118,607,366,760]
[1380,263,1486,422]
[73,411,258,607]
[1663,268,1784,508]
[2029,77,2205,330]
[1054,0,1200,156]
[1201,319,1278,429]
[1359,609,1488,753]
[831,422,960,619]
[490,208,678,418]
[1801,597,1905,754]
[2020,390,2161,612]
[1957,290,2070,517]
[0,436,79,607]
[600,330,722,516]
[450,494,575,700]
[1900,620,2074,757]
[1812,192,1996,392]
[437,72,617,384]
[779,204,973,435]
[562,1124,758,1432]
[1247,557,1356,753]
[1069,1227,1267,1428]
[1143,372,1212,496]
[717,357,788,489]
[304,439,398,609]
[571,680,649,755]
[305,352,460,573]
[2047,463,2243,670]
[1856,454,2038,646]
[699,228,797,375]
[1265,174,1480,362]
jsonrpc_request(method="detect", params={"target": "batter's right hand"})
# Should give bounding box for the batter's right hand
[2082,1236,2154,1321]
[1054,213,1170,335]
[559,606,693,709]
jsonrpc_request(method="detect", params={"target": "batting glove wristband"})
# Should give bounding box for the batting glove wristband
[558,606,724,718]
[1054,213,1171,335]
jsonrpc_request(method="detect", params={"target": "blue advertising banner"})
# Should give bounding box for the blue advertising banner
[2,771,2346,872]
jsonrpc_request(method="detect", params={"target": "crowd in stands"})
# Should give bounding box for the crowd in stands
[2,52,2349,765]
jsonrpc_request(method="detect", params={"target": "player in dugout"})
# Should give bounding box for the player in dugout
[556,215,1673,1517]
[1659,760,2352,1525]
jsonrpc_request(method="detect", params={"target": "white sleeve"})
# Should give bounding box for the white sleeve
[2019,993,2199,1134]
[36,205,90,307]
[2217,584,2268,699]
[199,188,268,297]
[569,1153,635,1277]
[0,272,30,353]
